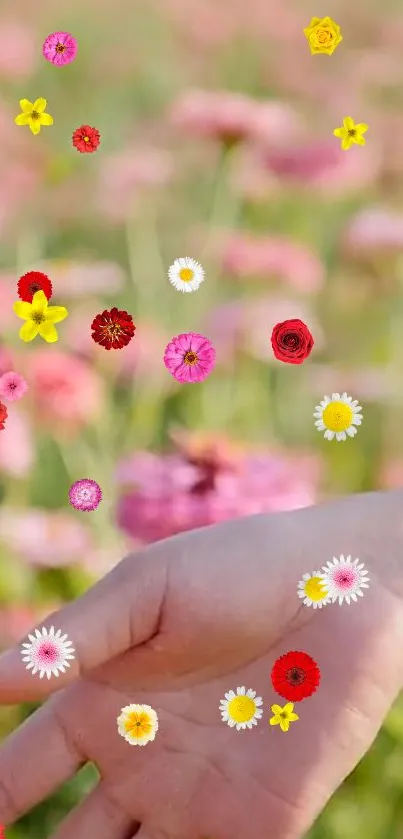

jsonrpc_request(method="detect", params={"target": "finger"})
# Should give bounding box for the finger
[0,550,167,703]
[0,692,84,825]
[50,783,136,839]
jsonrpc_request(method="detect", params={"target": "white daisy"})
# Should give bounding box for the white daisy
[168,257,205,293]
[219,686,263,731]
[297,571,331,608]
[117,703,159,746]
[20,626,75,680]
[321,555,370,605]
[314,392,363,441]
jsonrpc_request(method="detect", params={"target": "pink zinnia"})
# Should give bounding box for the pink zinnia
[42,32,77,66]
[0,370,28,402]
[164,333,216,383]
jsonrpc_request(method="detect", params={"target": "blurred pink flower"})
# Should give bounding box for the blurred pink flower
[170,89,301,147]
[116,435,319,544]
[0,508,92,567]
[0,407,34,478]
[342,208,403,257]
[0,22,36,80]
[25,349,104,431]
[306,364,394,402]
[205,295,323,364]
[97,147,172,222]
[220,232,324,293]
[35,260,126,298]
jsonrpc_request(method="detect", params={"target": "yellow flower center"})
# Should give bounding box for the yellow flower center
[304,576,328,601]
[124,711,152,736]
[84,136,90,142]
[31,111,40,121]
[184,350,198,365]
[313,26,333,46]
[179,268,194,282]
[56,43,66,53]
[322,400,353,432]
[348,128,356,136]
[30,310,45,324]
[227,695,256,723]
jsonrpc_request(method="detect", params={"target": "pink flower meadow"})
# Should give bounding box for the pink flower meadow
[26,349,104,432]
[0,370,28,402]
[42,32,77,66]
[164,333,216,383]
[220,232,325,293]
[0,507,92,567]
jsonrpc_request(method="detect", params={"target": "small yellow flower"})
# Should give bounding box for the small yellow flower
[333,117,368,151]
[117,703,159,746]
[269,702,299,733]
[303,16,343,56]
[13,290,68,343]
[14,98,54,135]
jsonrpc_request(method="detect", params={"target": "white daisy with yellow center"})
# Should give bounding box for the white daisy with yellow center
[117,703,159,746]
[219,686,263,731]
[314,392,362,441]
[168,257,205,293]
[297,571,331,609]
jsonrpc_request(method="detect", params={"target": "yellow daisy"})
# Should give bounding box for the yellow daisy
[117,703,159,746]
[334,117,368,151]
[269,703,299,733]
[219,686,263,731]
[297,571,331,609]
[303,16,343,56]
[13,290,68,343]
[15,98,54,135]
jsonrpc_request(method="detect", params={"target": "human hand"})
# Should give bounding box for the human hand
[1,489,403,839]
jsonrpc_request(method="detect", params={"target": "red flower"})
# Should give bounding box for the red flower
[91,307,136,350]
[271,319,314,364]
[17,271,53,303]
[271,650,320,701]
[0,401,8,430]
[72,125,101,153]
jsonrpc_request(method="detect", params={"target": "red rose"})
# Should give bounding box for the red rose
[271,318,314,364]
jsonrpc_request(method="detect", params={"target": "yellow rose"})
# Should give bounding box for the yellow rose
[303,16,343,56]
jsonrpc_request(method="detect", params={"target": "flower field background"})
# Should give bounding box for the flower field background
[1,0,403,835]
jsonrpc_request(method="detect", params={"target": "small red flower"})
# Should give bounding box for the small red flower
[0,401,8,430]
[17,271,53,303]
[72,125,101,153]
[91,307,136,350]
[271,650,320,701]
[271,319,314,365]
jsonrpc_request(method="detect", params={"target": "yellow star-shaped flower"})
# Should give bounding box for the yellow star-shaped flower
[14,98,54,135]
[333,117,369,150]
[303,16,343,56]
[13,290,68,343]
[269,703,299,733]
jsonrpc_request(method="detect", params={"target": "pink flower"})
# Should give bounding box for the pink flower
[169,89,301,147]
[42,32,77,66]
[0,508,92,566]
[25,349,103,432]
[0,22,36,80]
[342,207,403,257]
[164,333,216,383]
[35,260,125,298]
[69,479,102,512]
[97,147,172,222]
[0,370,28,402]
[220,232,324,293]
[116,437,320,544]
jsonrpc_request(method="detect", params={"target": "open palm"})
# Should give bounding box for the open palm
[1,490,403,839]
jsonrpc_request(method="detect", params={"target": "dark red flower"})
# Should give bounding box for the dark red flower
[72,125,101,153]
[91,307,136,350]
[271,650,320,701]
[271,319,314,364]
[0,401,8,430]
[17,271,53,303]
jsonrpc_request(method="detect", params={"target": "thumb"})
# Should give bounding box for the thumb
[0,549,167,703]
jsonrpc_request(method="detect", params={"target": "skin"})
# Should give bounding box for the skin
[1,489,403,839]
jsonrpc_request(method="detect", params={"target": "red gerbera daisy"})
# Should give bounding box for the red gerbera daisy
[0,401,8,430]
[91,307,136,350]
[72,125,101,153]
[271,650,320,702]
[17,271,53,303]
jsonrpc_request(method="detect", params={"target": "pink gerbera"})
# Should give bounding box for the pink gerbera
[0,371,28,402]
[42,32,77,66]
[164,333,216,383]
